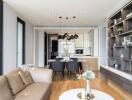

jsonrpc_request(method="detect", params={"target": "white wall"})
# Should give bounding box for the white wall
[38,30,44,66]
[35,30,39,66]
[3,3,17,73]
[94,28,99,56]
[35,30,44,66]
[83,32,91,55]
[98,24,106,66]
[25,22,34,64]
[3,3,34,73]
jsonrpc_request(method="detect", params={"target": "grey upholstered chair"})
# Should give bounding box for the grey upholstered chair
[67,61,79,78]
[51,61,65,78]
[70,58,83,73]
[71,58,78,61]
[56,58,63,61]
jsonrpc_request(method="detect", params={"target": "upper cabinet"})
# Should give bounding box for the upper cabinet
[58,29,97,56]
[74,31,94,56]
[75,33,84,48]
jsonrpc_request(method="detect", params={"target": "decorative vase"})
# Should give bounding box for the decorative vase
[85,80,91,95]
[77,70,95,100]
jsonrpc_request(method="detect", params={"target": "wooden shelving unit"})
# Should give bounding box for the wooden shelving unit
[107,1,132,75]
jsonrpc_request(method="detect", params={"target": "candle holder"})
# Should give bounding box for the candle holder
[77,92,95,100]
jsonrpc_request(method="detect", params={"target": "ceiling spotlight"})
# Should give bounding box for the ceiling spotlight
[66,17,69,19]
[59,16,62,18]
[73,16,76,18]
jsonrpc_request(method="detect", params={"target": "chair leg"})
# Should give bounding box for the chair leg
[53,71,56,80]
[67,71,69,77]
[68,71,70,77]
[62,71,64,78]
[69,71,71,78]
[74,72,77,79]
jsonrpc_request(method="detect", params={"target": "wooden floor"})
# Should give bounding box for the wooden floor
[49,72,132,100]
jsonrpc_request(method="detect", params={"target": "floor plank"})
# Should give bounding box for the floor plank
[49,72,132,100]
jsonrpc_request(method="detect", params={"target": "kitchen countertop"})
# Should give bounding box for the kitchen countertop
[71,55,98,58]
[57,55,98,58]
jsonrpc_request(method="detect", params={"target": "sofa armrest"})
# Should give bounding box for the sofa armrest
[27,67,53,83]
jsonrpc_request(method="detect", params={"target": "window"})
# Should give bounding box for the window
[17,18,25,66]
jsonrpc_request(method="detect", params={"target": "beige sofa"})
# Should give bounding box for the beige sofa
[0,67,53,100]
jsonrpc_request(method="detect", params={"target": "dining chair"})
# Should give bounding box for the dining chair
[66,61,79,78]
[51,61,65,79]
[71,58,78,61]
[56,58,63,61]
[70,58,82,74]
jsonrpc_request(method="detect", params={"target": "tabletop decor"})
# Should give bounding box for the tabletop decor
[77,70,95,100]
[59,88,114,100]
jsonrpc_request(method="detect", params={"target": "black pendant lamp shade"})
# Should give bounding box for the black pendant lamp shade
[58,33,78,40]
[58,16,78,40]
[74,34,79,39]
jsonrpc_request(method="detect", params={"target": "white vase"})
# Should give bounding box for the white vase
[85,80,91,95]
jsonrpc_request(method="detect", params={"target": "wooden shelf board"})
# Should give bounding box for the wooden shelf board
[109,36,115,39]
[113,45,132,48]
[109,56,132,61]
[109,57,116,59]
[115,21,123,26]
[108,21,123,29]
[117,30,132,36]
[127,45,132,47]
[113,46,124,48]
[108,25,114,29]
[116,57,121,60]
[122,59,132,61]
[124,14,132,21]
[109,10,121,19]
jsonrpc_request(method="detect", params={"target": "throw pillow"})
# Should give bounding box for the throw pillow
[6,73,25,95]
[18,70,33,86]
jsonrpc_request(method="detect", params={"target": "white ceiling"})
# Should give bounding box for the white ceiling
[3,0,123,27]
[38,28,94,34]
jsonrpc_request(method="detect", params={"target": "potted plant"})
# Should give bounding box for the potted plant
[117,27,123,34]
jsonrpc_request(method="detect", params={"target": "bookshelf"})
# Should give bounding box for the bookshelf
[107,1,132,75]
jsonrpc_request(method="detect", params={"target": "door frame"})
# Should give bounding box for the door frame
[44,32,48,65]
[0,0,3,75]
[17,17,25,65]
[48,34,58,60]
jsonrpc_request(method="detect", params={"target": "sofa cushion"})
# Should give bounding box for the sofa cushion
[0,76,13,100]
[14,83,51,100]
[18,70,33,86]
[6,73,25,95]
[29,68,53,83]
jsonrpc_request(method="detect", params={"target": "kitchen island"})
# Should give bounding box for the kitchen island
[56,55,99,71]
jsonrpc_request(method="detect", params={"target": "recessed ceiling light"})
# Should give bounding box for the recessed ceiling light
[73,16,76,18]
[59,16,62,18]
[66,17,69,19]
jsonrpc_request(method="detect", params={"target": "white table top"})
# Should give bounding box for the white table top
[57,55,98,58]
[59,88,114,100]
[48,59,85,62]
